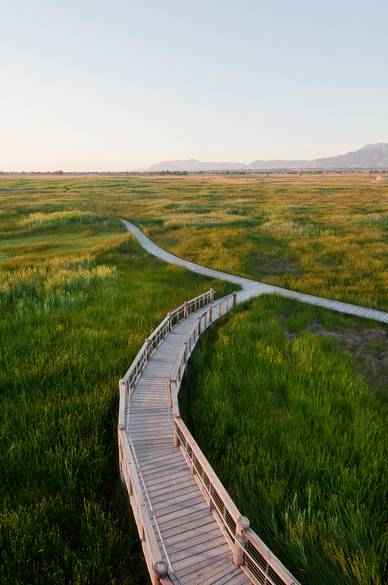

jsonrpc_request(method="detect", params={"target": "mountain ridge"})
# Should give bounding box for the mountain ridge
[147,143,388,172]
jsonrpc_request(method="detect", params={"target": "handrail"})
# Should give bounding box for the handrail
[167,292,301,585]
[118,288,215,583]
[118,429,169,584]
[119,287,300,585]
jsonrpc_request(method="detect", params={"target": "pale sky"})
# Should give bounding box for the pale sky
[1,0,388,171]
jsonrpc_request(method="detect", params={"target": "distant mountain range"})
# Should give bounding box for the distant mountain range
[147,143,388,172]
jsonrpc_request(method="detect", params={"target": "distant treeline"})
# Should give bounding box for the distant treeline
[1,169,387,176]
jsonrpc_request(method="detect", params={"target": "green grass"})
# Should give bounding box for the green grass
[2,173,387,308]
[0,207,231,584]
[180,296,388,585]
[1,175,386,583]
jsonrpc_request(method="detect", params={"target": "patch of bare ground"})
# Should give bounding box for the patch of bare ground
[287,322,388,397]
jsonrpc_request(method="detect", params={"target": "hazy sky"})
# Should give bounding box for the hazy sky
[1,0,388,171]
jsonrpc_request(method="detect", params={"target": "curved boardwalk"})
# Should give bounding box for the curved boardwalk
[119,219,387,584]
[122,219,388,324]
[119,292,300,584]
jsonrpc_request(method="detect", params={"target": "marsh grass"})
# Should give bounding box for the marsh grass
[179,296,388,585]
[0,201,231,584]
[1,175,386,583]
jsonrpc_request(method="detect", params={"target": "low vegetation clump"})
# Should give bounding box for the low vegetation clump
[18,210,106,228]
[180,295,388,585]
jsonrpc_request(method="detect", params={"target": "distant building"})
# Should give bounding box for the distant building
[372,173,385,183]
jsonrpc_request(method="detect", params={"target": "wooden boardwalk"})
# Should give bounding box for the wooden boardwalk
[122,219,388,324]
[118,292,300,584]
[118,220,387,584]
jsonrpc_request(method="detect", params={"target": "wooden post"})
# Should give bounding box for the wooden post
[197,317,201,336]
[232,291,237,306]
[167,312,172,331]
[209,484,214,511]
[208,304,213,323]
[173,417,180,448]
[184,301,188,318]
[152,561,168,585]
[167,380,172,408]
[210,288,215,303]
[233,516,250,566]
[118,379,126,430]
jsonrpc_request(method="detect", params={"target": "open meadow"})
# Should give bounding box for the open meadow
[0,183,232,584]
[0,174,387,584]
[2,174,387,310]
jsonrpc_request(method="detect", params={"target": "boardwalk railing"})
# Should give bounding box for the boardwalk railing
[118,289,214,431]
[118,288,300,585]
[167,297,300,585]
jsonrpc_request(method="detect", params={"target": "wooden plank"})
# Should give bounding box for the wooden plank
[165,521,220,546]
[152,486,202,510]
[155,494,206,518]
[157,508,210,533]
[183,558,231,585]
[211,569,251,585]
[142,469,191,490]
[167,528,222,558]
[142,462,188,480]
[151,481,198,504]
[160,512,212,539]
[173,546,232,573]
[169,533,227,564]
[157,501,209,525]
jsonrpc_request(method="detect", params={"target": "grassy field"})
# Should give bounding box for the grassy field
[1,173,387,309]
[0,175,386,584]
[180,296,388,585]
[0,192,231,584]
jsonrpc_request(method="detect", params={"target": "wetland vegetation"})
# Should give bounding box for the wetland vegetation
[1,174,387,584]
[180,296,388,585]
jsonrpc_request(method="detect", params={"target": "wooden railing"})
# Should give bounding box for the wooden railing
[167,295,301,585]
[118,287,301,585]
[118,289,215,584]
[118,289,215,431]
[118,429,169,584]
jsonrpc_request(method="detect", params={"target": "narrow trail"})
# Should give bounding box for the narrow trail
[122,219,388,324]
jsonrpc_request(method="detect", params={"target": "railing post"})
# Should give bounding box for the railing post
[209,484,214,511]
[233,516,250,566]
[208,303,213,324]
[232,291,237,306]
[210,288,215,303]
[118,379,127,430]
[173,417,180,448]
[152,561,168,585]
[167,380,173,409]
[167,312,172,332]
[146,337,151,359]
[184,301,188,318]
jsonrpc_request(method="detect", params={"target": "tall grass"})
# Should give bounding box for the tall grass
[180,296,388,585]
[0,208,231,584]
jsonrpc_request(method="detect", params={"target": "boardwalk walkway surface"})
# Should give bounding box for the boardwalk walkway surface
[122,219,388,324]
[119,291,300,585]
[118,220,387,585]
